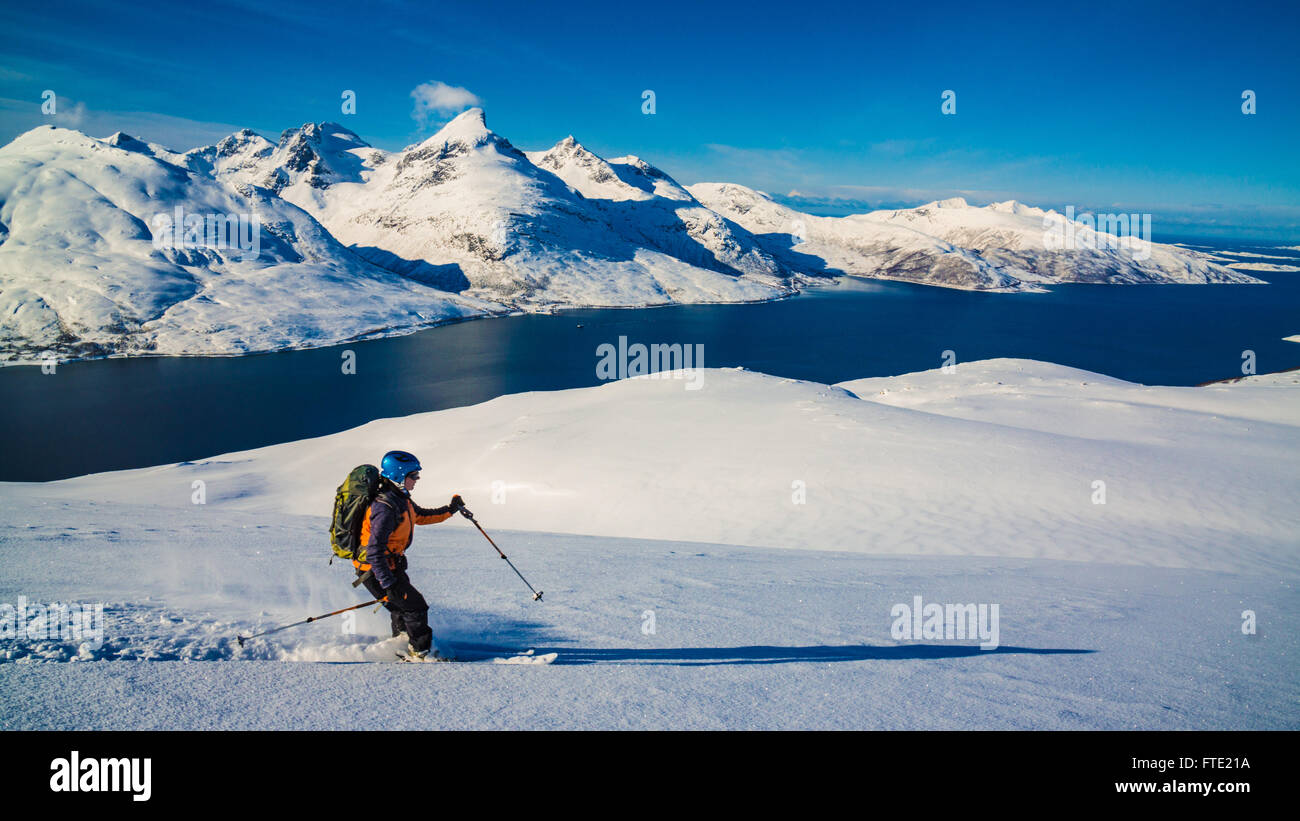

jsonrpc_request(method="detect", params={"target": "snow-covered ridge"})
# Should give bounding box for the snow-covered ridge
[690,183,1260,291]
[17,358,1299,576]
[0,111,1264,361]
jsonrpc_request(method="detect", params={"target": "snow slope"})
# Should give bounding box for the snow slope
[20,359,1298,575]
[1,507,1293,730]
[0,358,1294,729]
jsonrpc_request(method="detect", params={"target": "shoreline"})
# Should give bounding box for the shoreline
[0,272,1277,369]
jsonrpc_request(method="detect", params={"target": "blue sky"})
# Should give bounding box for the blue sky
[2,0,1297,238]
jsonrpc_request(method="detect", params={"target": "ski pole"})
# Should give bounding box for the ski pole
[235,597,385,647]
[459,506,543,602]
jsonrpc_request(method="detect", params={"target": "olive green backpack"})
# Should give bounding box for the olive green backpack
[329,465,381,563]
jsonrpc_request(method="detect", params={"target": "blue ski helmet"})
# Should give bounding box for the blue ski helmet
[380,450,422,482]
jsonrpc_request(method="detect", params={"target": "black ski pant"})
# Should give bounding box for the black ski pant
[359,569,433,653]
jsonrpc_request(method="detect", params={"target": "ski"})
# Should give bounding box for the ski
[392,648,557,664]
[395,651,455,663]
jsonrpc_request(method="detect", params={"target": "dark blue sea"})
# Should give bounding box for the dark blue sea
[2,237,1296,481]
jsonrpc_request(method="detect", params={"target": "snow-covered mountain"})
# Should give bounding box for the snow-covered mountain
[0,111,1263,361]
[191,122,382,210]
[526,136,791,283]
[689,184,1021,290]
[207,109,794,306]
[527,136,688,202]
[865,196,1251,285]
[690,184,1258,290]
[0,126,494,361]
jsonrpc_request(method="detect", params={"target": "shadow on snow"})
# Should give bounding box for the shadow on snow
[449,642,1095,666]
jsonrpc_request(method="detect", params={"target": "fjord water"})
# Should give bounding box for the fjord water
[2,247,1298,481]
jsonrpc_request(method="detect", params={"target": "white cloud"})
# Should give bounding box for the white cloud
[410,81,481,126]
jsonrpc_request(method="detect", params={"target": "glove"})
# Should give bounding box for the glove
[383,585,405,603]
[449,494,464,511]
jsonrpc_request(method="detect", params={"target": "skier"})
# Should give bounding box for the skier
[354,450,463,660]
